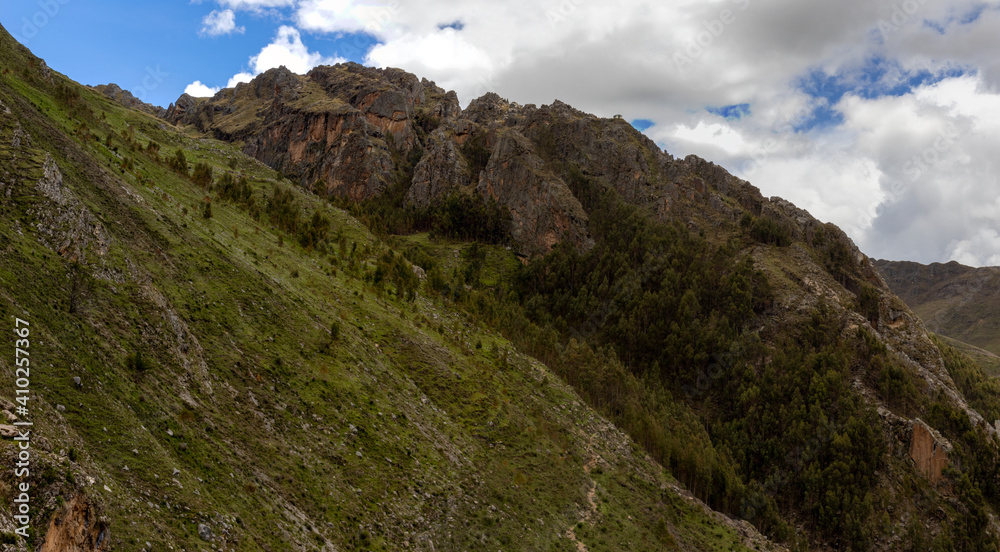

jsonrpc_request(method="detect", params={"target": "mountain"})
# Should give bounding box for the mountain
[0,23,780,552]
[875,259,1000,357]
[90,84,166,118]
[4,19,1000,551]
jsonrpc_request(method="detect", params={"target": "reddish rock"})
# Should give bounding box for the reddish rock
[909,419,950,484]
[38,494,110,552]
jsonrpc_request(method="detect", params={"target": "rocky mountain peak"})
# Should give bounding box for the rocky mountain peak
[91,83,166,117]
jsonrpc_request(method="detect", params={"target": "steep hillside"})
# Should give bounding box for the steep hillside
[875,259,1000,356]
[5,19,1000,551]
[0,23,783,551]
[165,59,1000,550]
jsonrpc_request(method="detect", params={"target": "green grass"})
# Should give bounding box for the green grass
[0,27,768,551]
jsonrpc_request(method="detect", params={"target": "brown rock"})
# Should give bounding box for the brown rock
[477,129,591,256]
[38,494,110,552]
[406,125,471,207]
[165,64,460,203]
[909,419,950,484]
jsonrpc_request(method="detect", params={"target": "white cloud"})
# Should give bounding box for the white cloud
[949,229,1000,267]
[184,81,220,97]
[227,72,254,88]
[296,0,403,36]
[201,9,245,37]
[186,26,344,101]
[249,25,344,75]
[366,29,493,94]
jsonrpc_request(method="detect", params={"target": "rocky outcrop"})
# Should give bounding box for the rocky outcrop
[909,419,951,484]
[160,65,781,257]
[463,92,533,127]
[163,64,459,204]
[33,153,112,262]
[38,494,110,552]
[92,83,165,117]
[406,125,472,207]
[477,129,591,256]
[164,92,200,124]
[522,101,660,203]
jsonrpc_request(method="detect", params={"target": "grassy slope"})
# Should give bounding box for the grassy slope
[0,27,773,552]
[935,335,1000,378]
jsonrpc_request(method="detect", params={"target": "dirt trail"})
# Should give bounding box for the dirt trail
[565,438,601,551]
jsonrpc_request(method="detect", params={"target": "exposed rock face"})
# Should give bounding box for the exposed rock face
[33,153,112,262]
[91,83,165,117]
[406,125,470,208]
[38,494,110,552]
[910,419,951,484]
[12,121,27,148]
[160,64,781,255]
[477,129,591,255]
[163,64,458,203]
[145,61,999,287]
[164,92,200,123]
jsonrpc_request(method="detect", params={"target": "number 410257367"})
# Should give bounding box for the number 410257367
[14,318,29,405]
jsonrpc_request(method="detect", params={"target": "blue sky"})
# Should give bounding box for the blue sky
[2,0,1000,266]
[0,1,374,107]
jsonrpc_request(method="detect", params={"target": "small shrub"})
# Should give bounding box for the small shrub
[192,162,213,188]
[859,284,880,325]
[126,351,151,373]
[169,149,189,176]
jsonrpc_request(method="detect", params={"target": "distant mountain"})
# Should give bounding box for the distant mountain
[90,83,165,118]
[875,259,1000,356]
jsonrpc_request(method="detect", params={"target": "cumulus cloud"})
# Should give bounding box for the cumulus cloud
[188,25,344,100]
[184,80,220,97]
[227,72,254,88]
[247,25,344,75]
[201,9,244,37]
